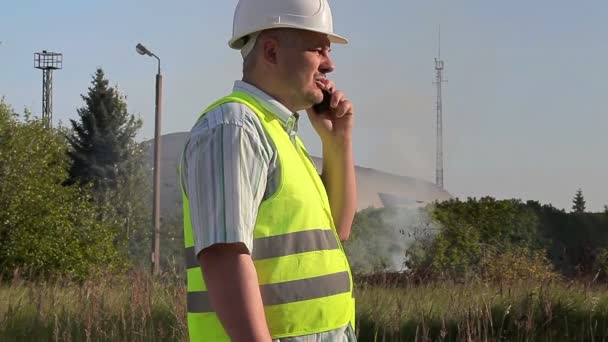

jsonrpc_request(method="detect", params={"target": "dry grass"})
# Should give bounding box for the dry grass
[0,270,187,342]
[356,280,608,341]
[4,271,608,341]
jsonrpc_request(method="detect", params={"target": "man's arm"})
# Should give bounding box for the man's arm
[321,138,357,241]
[199,243,272,342]
[307,83,357,242]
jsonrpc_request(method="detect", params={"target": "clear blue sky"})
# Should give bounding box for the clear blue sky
[2,0,607,211]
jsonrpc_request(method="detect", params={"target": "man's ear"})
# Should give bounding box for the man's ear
[262,37,279,65]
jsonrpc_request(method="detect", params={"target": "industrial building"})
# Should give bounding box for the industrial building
[151,132,451,216]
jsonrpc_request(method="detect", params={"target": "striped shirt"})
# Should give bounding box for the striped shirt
[181,81,356,342]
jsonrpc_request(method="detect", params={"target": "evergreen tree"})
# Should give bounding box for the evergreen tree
[66,69,152,263]
[67,68,142,192]
[572,188,586,213]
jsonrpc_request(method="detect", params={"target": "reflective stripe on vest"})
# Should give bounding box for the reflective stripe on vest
[181,91,355,341]
[184,228,340,268]
[188,271,350,313]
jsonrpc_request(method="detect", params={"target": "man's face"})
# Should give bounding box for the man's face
[276,30,335,111]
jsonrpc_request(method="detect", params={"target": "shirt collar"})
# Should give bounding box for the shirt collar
[233,81,299,134]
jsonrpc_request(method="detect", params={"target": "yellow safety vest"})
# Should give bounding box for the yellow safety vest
[180,91,355,341]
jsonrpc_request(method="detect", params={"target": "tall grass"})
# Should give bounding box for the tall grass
[0,270,187,342]
[4,271,608,341]
[356,280,608,341]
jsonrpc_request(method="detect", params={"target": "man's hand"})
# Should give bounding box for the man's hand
[305,79,357,241]
[199,243,272,342]
[306,80,354,144]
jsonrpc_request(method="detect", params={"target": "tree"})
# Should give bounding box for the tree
[406,197,543,279]
[572,188,586,213]
[66,69,152,262]
[66,68,142,192]
[0,99,125,279]
[433,197,542,250]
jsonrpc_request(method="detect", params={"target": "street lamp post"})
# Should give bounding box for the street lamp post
[136,43,162,276]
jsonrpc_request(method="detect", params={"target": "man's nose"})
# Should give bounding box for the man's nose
[319,55,335,74]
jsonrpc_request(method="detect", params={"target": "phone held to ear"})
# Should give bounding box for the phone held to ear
[313,89,332,114]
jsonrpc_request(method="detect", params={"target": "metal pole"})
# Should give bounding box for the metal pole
[42,69,53,128]
[151,61,162,275]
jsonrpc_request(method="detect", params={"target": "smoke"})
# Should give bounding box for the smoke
[380,205,440,271]
[353,82,436,182]
[346,204,441,274]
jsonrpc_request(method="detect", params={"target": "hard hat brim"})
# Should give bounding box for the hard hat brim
[229,26,349,49]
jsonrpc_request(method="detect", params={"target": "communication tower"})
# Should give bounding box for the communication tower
[433,29,447,189]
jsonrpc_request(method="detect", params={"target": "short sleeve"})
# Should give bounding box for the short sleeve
[182,103,272,257]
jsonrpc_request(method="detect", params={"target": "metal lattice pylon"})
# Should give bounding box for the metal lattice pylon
[433,28,447,189]
[34,51,62,127]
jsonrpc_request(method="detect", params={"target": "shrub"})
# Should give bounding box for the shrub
[479,246,559,284]
[0,99,126,280]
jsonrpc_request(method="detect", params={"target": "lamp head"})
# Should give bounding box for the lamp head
[136,43,152,56]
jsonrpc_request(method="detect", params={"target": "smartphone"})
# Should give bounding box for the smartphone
[313,89,332,114]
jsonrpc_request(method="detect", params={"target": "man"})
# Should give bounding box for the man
[180,0,357,340]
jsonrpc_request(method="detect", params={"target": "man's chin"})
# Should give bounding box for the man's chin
[308,95,323,109]
[312,89,324,104]
[296,90,322,111]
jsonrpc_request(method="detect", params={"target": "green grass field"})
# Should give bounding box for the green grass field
[4,271,608,341]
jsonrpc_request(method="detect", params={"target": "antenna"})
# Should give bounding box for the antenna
[433,26,447,189]
[438,24,441,58]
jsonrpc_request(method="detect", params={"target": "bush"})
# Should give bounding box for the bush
[0,99,126,280]
[479,246,560,284]
[405,198,545,280]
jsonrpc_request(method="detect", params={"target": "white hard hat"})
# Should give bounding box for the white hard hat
[229,0,348,50]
